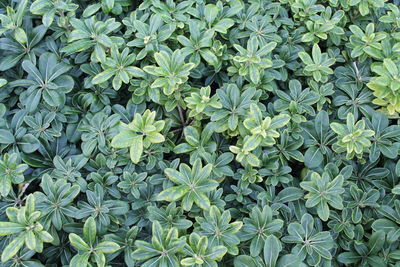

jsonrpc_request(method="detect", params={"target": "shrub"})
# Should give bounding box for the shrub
[0,0,400,266]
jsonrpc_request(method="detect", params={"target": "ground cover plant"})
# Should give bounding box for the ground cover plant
[1,0,400,266]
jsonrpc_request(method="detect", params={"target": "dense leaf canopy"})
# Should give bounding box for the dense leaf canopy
[1,0,400,266]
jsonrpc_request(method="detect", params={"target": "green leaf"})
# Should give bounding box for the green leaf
[264,235,282,267]
[69,233,90,251]
[129,136,143,164]
[83,217,96,246]
[95,241,120,253]
[1,233,26,262]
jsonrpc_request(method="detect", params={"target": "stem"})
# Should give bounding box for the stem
[177,106,186,126]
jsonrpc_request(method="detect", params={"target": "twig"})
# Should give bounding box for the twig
[177,106,186,126]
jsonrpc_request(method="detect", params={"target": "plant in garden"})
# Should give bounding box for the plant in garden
[16,53,74,112]
[330,113,375,160]
[300,169,345,221]
[131,221,186,267]
[181,232,227,266]
[298,43,336,83]
[367,59,400,115]
[282,213,334,266]
[34,174,79,230]
[143,49,195,95]
[75,184,129,233]
[69,217,120,267]
[231,37,276,84]
[173,124,217,164]
[184,86,222,119]
[1,0,400,266]
[61,16,123,62]
[347,23,386,62]
[92,46,145,90]
[111,109,165,163]
[0,194,53,262]
[195,205,243,255]
[125,15,175,60]
[157,159,218,211]
[30,0,79,27]
[240,205,284,257]
[242,104,291,150]
[0,153,28,197]
[178,20,218,67]
[211,84,257,134]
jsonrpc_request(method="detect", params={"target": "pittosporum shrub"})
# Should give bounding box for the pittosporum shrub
[0,0,400,266]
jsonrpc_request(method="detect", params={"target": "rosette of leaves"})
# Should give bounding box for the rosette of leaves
[111,109,165,164]
[298,43,336,83]
[309,81,335,111]
[68,217,120,267]
[189,2,238,34]
[347,23,386,62]
[195,205,243,255]
[234,104,290,157]
[282,213,334,266]
[0,111,41,154]
[259,161,293,186]
[0,153,28,197]
[0,0,28,43]
[51,155,87,187]
[337,230,387,266]
[14,52,73,112]
[242,13,281,45]
[23,110,62,142]
[367,59,400,115]
[184,86,222,119]
[210,84,257,134]
[157,158,218,211]
[181,232,227,266]
[125,14,175,60]
[30,0,78,27]
[131,221,186,267]
[173,124,216,165]
[327,209,356,239]
[143,49,195,96]
[239,205,284,257]
[178,20,219,67]
[345,184,380,224]
[78,110,120,157]
[75,184,130,233]
[333,84,374,121]
[140,0,193,29]
[91,46,145,90]
[148,202,193,230]
[60,16,123,62]
[231,37,277,84]
[330,113,375,160]
[229,137,261,167]
[301,7,344,44]
[301,110,335,169]
[202,152,234,181]
[117,171,147,198]
[0,24,46,71]
[0,194,53,262]
[104,226,138,267]
[300,169,345,221]
[273,79,319,124]
[365,111,400,162]
[34,174,79,231]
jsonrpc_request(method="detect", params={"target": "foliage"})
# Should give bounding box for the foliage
[0,0,400,266]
